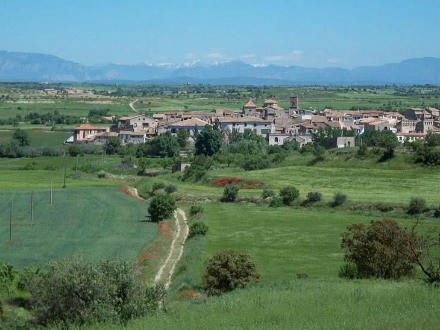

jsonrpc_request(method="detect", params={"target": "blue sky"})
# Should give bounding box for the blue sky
[0,0,439,68]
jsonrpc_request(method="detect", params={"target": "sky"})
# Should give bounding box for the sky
[0,0,439,68]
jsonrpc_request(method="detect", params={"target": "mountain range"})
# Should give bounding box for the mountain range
[0,50,439,85]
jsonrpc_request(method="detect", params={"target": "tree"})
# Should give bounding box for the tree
[331,192,347,207]
[195,125,223,156]
[104,136,122,155]
[407,197,426,215]
[221,185,239,202]
[203,250,260,296]
[149,132,179,157]
[189,222,208,238]
[68,145,81,157]
[279,186,299,205]
[176,129,189,148]
[148,193,176,222]
[340,219,419,279]
[12,129,30,146]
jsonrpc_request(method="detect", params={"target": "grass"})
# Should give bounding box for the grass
[89,279,440,330]
[0,186,156,267]
[0,129,72,147]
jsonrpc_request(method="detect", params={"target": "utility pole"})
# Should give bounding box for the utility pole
[50,180,53,205]
[31,191,34,224]
[9,200,13,241]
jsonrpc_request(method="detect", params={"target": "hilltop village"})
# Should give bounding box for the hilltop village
[70,96,440,148]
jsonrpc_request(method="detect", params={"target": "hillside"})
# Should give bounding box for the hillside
[1,51,440,85]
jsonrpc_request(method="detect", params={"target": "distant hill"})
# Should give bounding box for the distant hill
[0,50,439,85]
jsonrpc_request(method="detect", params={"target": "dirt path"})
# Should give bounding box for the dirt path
[154,208,189,289]
[129,99,139,113]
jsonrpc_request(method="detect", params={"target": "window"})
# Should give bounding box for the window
[274,137,279,143]
[254,123,257,127]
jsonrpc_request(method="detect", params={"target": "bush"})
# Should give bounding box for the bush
[189,222,208,238]
[190,204,204,216]
[357,144,368,157]
[203,250,260,296]
[240,155,271,171]
[269,196,283,208]
[338,262,358,279]
[28,258,165,326]
[279,186,299,206]
[331,192,347,207]
[68,145,81,157]
[434,207,440,218]
[0,263,16,294]
[340,219,419,279]
[221,185,239,202]
[104,136,122,155]
[97,170,106,178]
[164,184,177,194]
[152,182,165,192]
[148,193,176,222]
[261,188,275,199]
[306,191,322,203]
[407,197,427,215]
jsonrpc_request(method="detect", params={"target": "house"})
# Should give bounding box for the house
[73,124,107,143]
[267,133,291,146]
[218,116,274,135]
[118,131,146,145]
[398,109,433,134]
[118,114,156,133]
[164,118,210,141]
[396,132,426,143]
[93,132,119,144]
[337,137,355,148]
[243,99,257,116]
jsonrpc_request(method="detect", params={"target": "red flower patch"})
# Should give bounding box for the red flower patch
[212,177,263,189]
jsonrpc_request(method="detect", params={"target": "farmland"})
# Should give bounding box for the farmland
[0,187,156,267]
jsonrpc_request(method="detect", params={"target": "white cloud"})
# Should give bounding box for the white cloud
[240,54,256,60]
[206,52,226,59]
[264,50,303,62]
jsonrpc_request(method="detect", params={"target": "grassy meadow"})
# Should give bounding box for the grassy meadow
[0,129,72,147]
[0,186,155,267]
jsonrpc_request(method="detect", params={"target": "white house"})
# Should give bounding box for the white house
[218,116,274,136]
[165,118,210,141]
[118,131,146,144]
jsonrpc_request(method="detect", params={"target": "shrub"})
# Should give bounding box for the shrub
[240,155,271,171]
[357,144,368,157]
[261,188,275,199]
[340,219,419,279]
[13,128,30,146]
[152,182,165,192]
[164,184,177,194]
[331,192,347,207]
[338,262,358,279]
[190,204,204,216]
[407,197,427,215]
[189,222,208,238]
[148,193,176,222]
[269,196,283,208]
[97,170,106,178]
[279,186,299,206]
[434,207,440,218]
[28,258,165,326]
[306,191,322,203]
[104,136,122,155]
[203,250,260,296]
[0,263,16,294]
[68,145,81,157]
[221,185,239,202]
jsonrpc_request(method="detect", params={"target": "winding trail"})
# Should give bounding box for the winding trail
[129,99,139,113]
[154,208,189,289]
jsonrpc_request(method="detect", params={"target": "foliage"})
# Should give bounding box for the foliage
[104,136,122,155]
[331,192,347,207]
[340,219,419,279]
[28,258,165,326]
[413,144,440,166]
[0,262,16,294]
[312,127,355,149]
[306,191,322,203]
[203,250,260,296]
[190,204,204,216]
[221,185,239,202]
[12,128,30,146]
[279,186,299,205]
[176,129,190,148]
[148,193,176,222]
[164,184,177,194]
[269,196,283,207]
[68,145,81,157]
[338,262,358,279]
[425,131,440,147]
[182,155,212,182]
[240,154,271,171]
[357,143,368,156]
[149,132,180,158]
[195,125,222,156]
[189,221,208,238]
[226,129,267,155]
[261,188,275,199]
[407,197,427,215]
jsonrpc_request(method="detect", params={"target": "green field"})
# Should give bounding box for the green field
[0,187,156,267]
[0,129,72,147]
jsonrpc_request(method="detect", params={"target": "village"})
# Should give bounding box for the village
[71,96,440,148]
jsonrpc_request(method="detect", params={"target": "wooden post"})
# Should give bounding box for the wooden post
[63,165,67,188]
